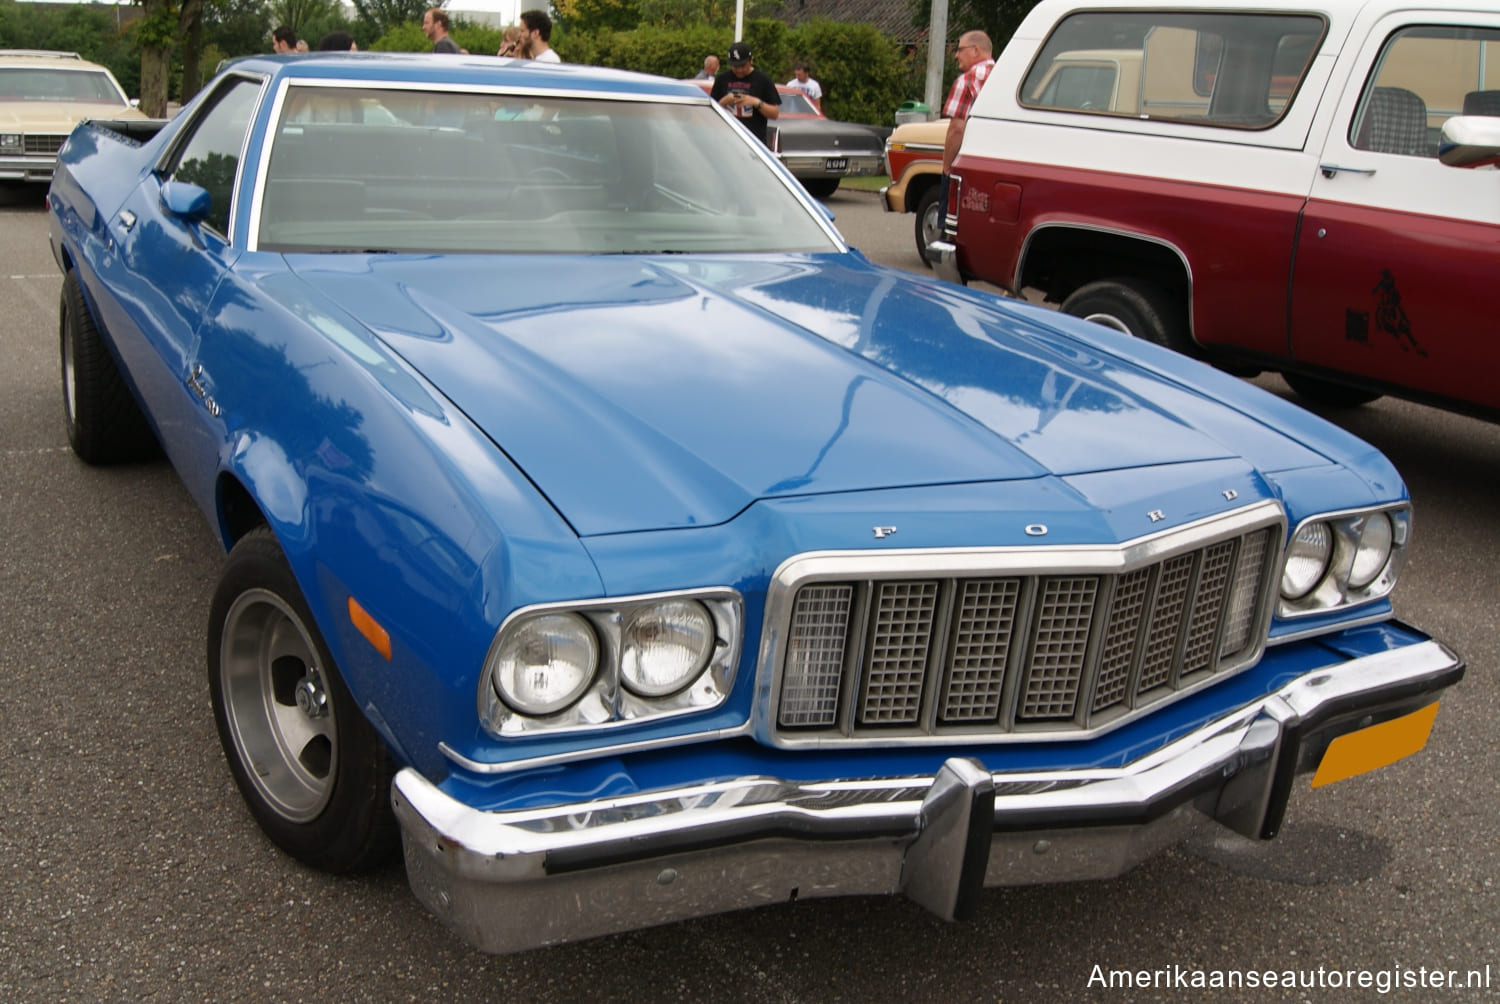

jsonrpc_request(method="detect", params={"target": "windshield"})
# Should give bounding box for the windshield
[256,86,841,255]
[0,68,125,103]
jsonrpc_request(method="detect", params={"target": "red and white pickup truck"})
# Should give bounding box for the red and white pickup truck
[935,0,1500,417]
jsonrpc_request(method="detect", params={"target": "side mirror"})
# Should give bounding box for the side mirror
[160,180,212,222]
[1439,115,1500,168]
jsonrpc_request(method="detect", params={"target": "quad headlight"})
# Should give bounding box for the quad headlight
[1278,506,1410,617]
[620,601,715,697]
[480,589,742,737]
[0,134,22,153]
[490,613,599,715]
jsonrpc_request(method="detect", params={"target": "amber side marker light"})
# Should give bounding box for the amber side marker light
[1311,703,1439,788]
[348,596,392,661]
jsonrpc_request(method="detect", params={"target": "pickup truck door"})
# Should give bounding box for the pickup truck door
[1289,14,1500,411]
[97,75,262,506]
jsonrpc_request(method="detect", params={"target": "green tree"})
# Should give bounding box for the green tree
[134,0,203,116]
[353,0,433,36]
[204,0,270,60]
[268,0,347,43]
[556,0,783,33]
[0,1,139,95]
[910,0,1038,50]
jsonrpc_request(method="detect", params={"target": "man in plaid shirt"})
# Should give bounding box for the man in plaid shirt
[940,31,996,223]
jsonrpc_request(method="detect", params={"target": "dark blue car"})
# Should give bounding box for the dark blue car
[47,53,1460,954]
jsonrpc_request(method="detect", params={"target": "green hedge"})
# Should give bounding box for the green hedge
[562,18,908,126]
[366,17,909,127]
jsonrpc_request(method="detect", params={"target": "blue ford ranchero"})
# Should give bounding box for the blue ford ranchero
[46,52,1461,953]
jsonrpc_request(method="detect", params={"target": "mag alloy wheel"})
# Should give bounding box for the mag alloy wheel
[218,587,338,823]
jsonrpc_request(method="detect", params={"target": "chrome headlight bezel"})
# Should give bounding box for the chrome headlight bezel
[1278,504,1410,617]
[0,133,22,152]
[479,588,742,738]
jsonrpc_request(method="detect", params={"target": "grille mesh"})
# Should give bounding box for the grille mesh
[24,135,66,155]
[776,522,1276,738]
[779,584,851,727]
[859,581,938,724]
[941,579,1020,722]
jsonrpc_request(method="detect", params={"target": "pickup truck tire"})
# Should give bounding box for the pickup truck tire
[60,271,159,465]
[802,178,840,199]
[1061,279,1194,355]
[914,185,941,269]
[1282,372,1382,408]
[208,526,398,873]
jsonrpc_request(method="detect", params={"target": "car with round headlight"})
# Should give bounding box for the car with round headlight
[46,52,1461,955]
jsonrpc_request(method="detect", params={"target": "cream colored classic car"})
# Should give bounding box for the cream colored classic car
[1,50,143,183]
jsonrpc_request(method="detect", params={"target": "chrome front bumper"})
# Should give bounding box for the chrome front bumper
[0,156,56,183]
[392,638,1460,955]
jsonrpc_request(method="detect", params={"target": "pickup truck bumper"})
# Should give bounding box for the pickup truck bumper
[932,239,962,282]
[392,638,1460,955]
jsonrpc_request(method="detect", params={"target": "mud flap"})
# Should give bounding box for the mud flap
[900,758,995,921]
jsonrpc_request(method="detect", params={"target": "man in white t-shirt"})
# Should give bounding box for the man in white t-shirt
[786,61,821,111]
[519,9,561,63]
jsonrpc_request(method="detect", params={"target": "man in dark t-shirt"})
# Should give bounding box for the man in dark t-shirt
[710,41,780,146]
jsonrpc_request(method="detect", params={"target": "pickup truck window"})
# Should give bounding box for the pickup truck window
[168,76,262,237]
[1021,11,1325,128]
[1352,25,1500,157]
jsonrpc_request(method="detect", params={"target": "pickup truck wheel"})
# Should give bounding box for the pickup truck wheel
[1282,372,1382,408]
[60,271,159,465]
[1061,280,1194,356]
[802,178,840,199]
[914,185,941,269]
[208,527,398,873]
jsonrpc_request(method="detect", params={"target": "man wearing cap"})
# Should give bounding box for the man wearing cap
[711,41,780,146]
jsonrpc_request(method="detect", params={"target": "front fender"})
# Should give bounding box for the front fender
[201,260,603,775]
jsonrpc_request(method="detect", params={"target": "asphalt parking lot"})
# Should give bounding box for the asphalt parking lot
[3,182,1498,1002]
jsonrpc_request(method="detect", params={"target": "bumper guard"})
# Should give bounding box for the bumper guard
[392,638,1460,954]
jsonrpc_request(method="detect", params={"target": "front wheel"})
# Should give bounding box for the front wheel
[1282,372,1382,408]
[1060,279,1194,356]
[208,527,397,873]
[913,184,941,269]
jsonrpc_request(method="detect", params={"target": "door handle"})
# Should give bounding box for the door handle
[1320,163,1377,178]
[117,209,137,230]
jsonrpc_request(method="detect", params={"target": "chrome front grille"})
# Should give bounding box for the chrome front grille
[765,505,1284,745]
[24,134,66,155]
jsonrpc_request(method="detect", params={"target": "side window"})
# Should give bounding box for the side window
[1020,11,1325,129]
[1352,26,1500,157]
[166,77,262,236]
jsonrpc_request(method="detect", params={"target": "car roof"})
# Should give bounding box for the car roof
[232,53,711,101]
[0,49,111,72]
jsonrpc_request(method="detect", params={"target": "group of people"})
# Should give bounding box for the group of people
[701,44,824,147]
[271,9,560,61]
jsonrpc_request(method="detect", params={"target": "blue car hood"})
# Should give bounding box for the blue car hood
[288,253,1325,536]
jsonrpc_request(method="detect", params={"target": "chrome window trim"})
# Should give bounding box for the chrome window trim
[154,71,271,244]
[753,501,1286,748]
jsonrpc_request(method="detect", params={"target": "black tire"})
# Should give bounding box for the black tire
[60,270,159,464]
[913,184,941,269]
[802,177,840,199]
[1060,279,1194,356]
[208,526,398,873]
[1282,372,1382,408]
